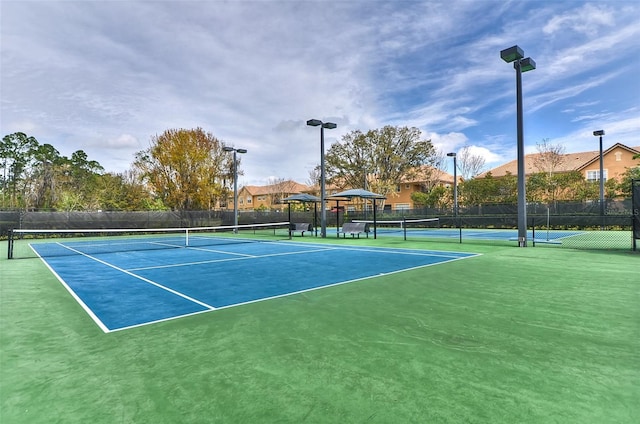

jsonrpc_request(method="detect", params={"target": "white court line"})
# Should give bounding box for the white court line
[40,240,480,333]
[280,240,477,258]
[183,245,256,257]
[53,242,216,311]
[127,246,338,271]
[110,250,480,332]
[31,244,111,333]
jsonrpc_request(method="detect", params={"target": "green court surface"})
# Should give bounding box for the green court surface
[1,237,638,423]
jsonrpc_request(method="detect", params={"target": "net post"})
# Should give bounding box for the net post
[531,216,536,247]
[7,229,14,259]
[185,228,189,247]
[403,217,407,241]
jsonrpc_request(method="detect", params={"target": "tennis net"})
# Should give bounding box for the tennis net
[7,221,291,259]
[352,218,439,240]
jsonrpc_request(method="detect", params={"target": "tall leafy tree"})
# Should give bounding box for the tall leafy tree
[1,132,39,208]
[324,125,434,198]
[460,172,518,205]
[527,139,567,204]
[30,143,64,209]
[133,128,233,210]
[53,150,105,210]
[615,157,640,198]
[95,171,159,211]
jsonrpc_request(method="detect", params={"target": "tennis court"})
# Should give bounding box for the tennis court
[2,226,637,423]
[25,231,478,332]
[352,218,583,243]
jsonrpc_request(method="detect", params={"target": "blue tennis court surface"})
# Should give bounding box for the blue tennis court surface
[373,227,583,242]
[34,241,479,332]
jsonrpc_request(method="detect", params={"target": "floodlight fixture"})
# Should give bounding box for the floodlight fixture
[500,45,524,63]
[307,118,337,238]
[520,57,536,73]
[593,130,605,136]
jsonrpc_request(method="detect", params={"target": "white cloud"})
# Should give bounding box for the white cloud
[1,0,638,186]
[428,132,469,154]
[465,145,503,165]
[543,4,615,36]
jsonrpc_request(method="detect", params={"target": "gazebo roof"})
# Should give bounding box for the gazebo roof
[327,188,386,200]
[280,193,322,203]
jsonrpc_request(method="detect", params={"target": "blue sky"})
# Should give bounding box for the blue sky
[2,0,639,185]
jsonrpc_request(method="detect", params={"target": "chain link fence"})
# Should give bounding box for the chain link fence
[1,198,637,252]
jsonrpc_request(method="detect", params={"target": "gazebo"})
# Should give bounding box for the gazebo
[327,189,386,239]
[280,193,322,236]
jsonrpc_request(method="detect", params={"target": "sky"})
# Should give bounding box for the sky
[2,0,639,186]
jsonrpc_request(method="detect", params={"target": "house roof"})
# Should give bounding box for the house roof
[479,143,640,178]
[399,165,455,184]
[241,180,312,196]
[578,143,640,170]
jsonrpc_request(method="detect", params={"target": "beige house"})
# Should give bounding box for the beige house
[479,143,640,183]
[386,166,455,211]
[233,180,313,212]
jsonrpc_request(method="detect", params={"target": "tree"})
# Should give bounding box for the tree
[57,150,105,210]
[324,125,434,199]
[456,146,486,180]
[523,139,567,205]
[133,128,233,210]
[459,172,517,205]
[532,139,565,175]
[266,178,300,209]
[411,185,447,208]
[306,166,321,192]
[615,159,640,198]
[29,143,64,209]
[417,150,446,193]
[1,132,39,208]
[556,170,598,202]
[95,171,159,211]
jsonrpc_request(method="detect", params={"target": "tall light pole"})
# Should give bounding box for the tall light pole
[501,45,536,247]
[307,119,337,238]
[593,130,605,226]
[223,146,247,229]
[447,152,458,218]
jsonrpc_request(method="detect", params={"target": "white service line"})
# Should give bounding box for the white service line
[55,243,216,310]
[127,246,338,271]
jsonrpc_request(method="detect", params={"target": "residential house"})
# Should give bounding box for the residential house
[328,166,456,212]
[387,165,456,211]
[233,180,313,211]
[479,143,640,184]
